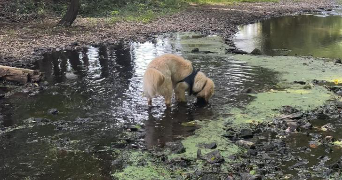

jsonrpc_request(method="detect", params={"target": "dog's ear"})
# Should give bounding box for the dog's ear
[193,72,207,92]
[204,78,215,102]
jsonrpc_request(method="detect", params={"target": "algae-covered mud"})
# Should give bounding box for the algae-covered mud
[234,9,342,59]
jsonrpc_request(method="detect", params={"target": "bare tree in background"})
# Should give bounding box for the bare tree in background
[58,0,80,26]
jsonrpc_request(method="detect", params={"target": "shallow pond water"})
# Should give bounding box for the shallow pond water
[0,33,278,179]
[234,9,342,59]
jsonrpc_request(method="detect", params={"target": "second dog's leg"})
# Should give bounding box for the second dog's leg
[148,98,152,106]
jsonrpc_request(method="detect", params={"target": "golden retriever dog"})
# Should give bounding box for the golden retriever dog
[143,54,214,106]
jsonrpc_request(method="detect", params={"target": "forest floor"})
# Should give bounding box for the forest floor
[0,0,338,67]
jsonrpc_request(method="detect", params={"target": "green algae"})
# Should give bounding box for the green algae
[234,55,342,83]
[171,118,240,160]
[229,86,334,124]
[112,151,172,180]
[227,54,342,124]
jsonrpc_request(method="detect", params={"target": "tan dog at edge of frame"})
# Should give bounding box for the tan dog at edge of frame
[143,54,215,107]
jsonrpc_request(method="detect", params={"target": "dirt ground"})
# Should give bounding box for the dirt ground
[0,0,338,67]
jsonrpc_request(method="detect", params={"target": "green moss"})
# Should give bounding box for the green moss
[229,86,333,124]
[170,118,241,161]
[114,165,171,180]
[228,54,342,124]
[112,151,172,179]
[234,55,342,83]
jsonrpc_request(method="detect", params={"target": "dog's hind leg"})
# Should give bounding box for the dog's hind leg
[148,98,152,106]
[165,96,171,107]
[162,77,173,107]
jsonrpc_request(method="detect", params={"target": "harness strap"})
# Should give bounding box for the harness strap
[178,66,201,95]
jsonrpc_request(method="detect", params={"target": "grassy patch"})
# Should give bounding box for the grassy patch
[108,1,185,23]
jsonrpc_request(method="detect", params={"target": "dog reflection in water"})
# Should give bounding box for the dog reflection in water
[143,54,214,107]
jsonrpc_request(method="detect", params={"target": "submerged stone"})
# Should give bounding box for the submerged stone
[251,48,262,55]
[203,142,217,149]
[165,141,186,154]
[48,108,59,115]
[236,140,255,148]
[205,150,224,164]
[191,48,200,53]
[239,128,254,139]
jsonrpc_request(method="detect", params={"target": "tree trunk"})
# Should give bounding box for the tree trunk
[58,0,80,27]
[0,65,43,84]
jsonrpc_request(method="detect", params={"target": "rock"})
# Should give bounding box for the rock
[204,142,217,149]
[330,162,340,170]
[309,141,320,148]
[336,101,342,108]
[191,48,199,53]
[231,49,248,54]
[197,149,202,159]
[205,150,224,163]
[225,176,234,180]
[336,90,342,96]
[241,88,257,94]
[251,48,262,55]
[286,121,299,131]
[301,122,312,130]
[294,81,306,85]
[151,38,158,44]
[165,141,185,154]
[223,131,235,139]
[239,173,261,180]
[321,123,334,131]
[236,140,255,148]
[280,106,299,114]
[239,128,254,139]
[247,149,258,156]
[324,136,334,142]
[335,58,342,64]
[128,125,139,132]
[48,108,59,115]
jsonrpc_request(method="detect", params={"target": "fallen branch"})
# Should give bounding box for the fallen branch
[0,65,43,84]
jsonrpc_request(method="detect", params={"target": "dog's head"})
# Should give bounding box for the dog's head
[193,72,215,103]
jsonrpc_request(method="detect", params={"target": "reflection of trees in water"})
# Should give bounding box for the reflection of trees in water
[98,45,109,78]
[39,43,134,84]
[259,15,342,57]
[112,43,134,81]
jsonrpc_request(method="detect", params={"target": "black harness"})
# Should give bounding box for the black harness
[178,67,206,95]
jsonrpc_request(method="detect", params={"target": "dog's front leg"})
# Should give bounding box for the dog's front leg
[175,82,187,102]
[148,98,152,106]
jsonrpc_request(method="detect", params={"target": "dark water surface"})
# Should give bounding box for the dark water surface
[0,33,278,179]
[234,10,342,59]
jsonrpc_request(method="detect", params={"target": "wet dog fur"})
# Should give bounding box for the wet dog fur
[143,54,214,106]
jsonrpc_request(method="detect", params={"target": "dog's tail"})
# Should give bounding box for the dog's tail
[143,68,165,98]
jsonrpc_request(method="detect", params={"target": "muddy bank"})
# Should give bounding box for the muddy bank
[0,0,338,67]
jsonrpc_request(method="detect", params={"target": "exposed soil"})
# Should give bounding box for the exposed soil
[0,0,338,67]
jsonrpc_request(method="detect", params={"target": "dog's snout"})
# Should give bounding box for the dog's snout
[196,97,207,104]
